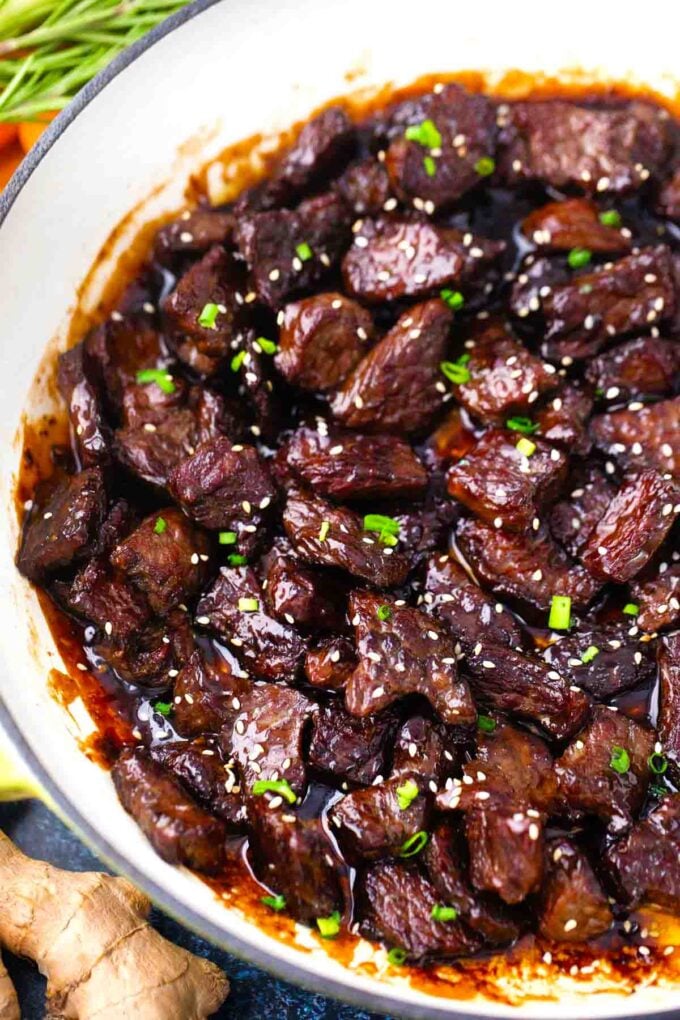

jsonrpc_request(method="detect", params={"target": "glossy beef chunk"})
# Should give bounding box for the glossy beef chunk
[538,839,612,942]
[304,637,356,691]
[269,105,354,201]
[335,157,391,216]
[543,624,654,701]
[262,539,346,631]
[585,336,680,401]
[172,649,249,737]
[308,704,397,786]
[534,385,594,456]
[17,468,107,582]
[391,714,457,785]
[331,299,452,434]
[275,293,373,391]
[154,206,234,259]
[345,591,476,724]
[631,562,680,633]
[604,795,680,912]
[590,398,680,477]
[521,198,631,253]
[658,634,680,782]
[500,99,670,194]
[461,720,558,812]
[61,557,151,644]
[112,747,226,873]
[342,218,503,303]
[57,343,111,467]
[151,738,246,828]
[466,801,544,905]
[84,312,167,416]
[96,609,194,689]
[284,427,427,501]
[359,862,480,962]
[329,774,428,861]
[549,463,616,558]
[114,407,201,492]
[447,430,567,532]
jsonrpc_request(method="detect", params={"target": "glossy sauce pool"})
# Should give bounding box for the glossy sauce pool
[14,73,680,1005]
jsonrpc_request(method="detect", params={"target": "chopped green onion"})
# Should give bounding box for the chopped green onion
[256,336,277,355]
[316,911,341,938]
[440,360,471,385]
[650,783,668,798]
[318,520,330,542]
[295,241,313,262]
[154,517,167,535]
[261,894,286,912]
[579,283,594,295]
[377,604,392,622]
[567,247,592,269]
[231,350,246,372]
[198,302,220,329]
[610,746,630,774]
[516,437,537,458]
[622,603,639,616]
[423,155,437,177]
[548,595,572,631]
[153,700,173,717]
[387,947,408,967]
[477,715,496,733]
[431,904,459,923]
[404,118,442,149]
[399,830,429,858]
[581,645,600,664]
[474,156,495,177]
[238,597,259,613]
[252,778,297,804]
[136,368,175,395]
[228,554,247,566]
[648,752,668,775]
[363,513,400,547]
[440,288,465,311]
[506,416,538,435]
[219,531,237,545]
[599,210,622,228]
[396,779,419,811]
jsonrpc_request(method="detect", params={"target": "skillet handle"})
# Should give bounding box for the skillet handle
[0,745,41,801]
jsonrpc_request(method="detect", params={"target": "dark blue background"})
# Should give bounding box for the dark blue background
[0,799,388,1020]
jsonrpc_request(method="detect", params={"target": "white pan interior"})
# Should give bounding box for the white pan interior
[0,0,678,1016]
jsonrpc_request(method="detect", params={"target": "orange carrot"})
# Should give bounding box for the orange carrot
[0,141,23,190]
[0,124,18,150]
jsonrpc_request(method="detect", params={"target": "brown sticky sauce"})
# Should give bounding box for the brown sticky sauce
[15,69,680,1006]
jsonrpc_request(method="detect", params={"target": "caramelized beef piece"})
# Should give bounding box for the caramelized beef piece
[538,838,612,942]
[304,637,356,691]
[173,649,248,737]
[541,247,676,361]
[234,192,351,308]
[331,299,452,433]
[394,496,460,566]
[57,343,111,467]
[510,254,569,323]
[604,795,680,912]
[308,703,397,786]
[466,801,544,905]
[114,408,200,492]
[84,313,166,415]
[17,468,107,582]
[455,321,558,426]
[330,774,428,861]
[346,591,476,725]
[112,748,225,873]
[586,336,680,401]
[62,557,151,643]
[590,398,679,477]
[275,292,372,391]
[580,471,679,583]
[110,508,212,615]
[631,562,680,633]
[96,608,194,688]
[534,385,594,456]
[169,436,275,555]
[423,553,522,652]
[342,218,504,303]
[196,567,305,680]
[151,738,246,828]
[121,373,188,429]
[262,539,346,631]
[500,100,670,194]
[521,198,631,253]
[391,714,456,785]
[549,463,615,558]
[426,406,477,464]
[384,84,497,209]
[359,862,480,962]
[336,158,391,216]
[154,206,234,258]
[229,330,284,441]
[463,720,558,812]
[544,624,654,701]
[658,633,680,783]
[457,517,600,613]
[555,706,654,826]
[282,491,411,587]
[284,426,427,501]
[447,430,567,532]
[270,105,354,199]
[657,167,680,221]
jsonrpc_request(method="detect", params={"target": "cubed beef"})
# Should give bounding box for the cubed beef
[500,100,670,194]
[534,385,594,456]
[57,343,111,467]
[423,553,522,652]
[604,795,680,912]
[394,496,460,566]
[590,398,680,477]
[391,714,457,786]
[282,491,411,587]
[17,468,107,582]
[114,408,200,492]
[555,706,654,825]
[658,633,680,783]
[154,206,234,258]
[586,336,680,401]
[543,623,654,701]
[304,637,356,691]
[308,703,397,786]
[262,539,347,631]
[84,313,166,415]
[121,373,188,429]
[168,436,275,555]
[657,167,680,221]
[112,747,225,873]
[110,508,212,615]
[457,517,601,614]
[538,838,612,942]
[384,83,497,209]
[447,430,567,533]
[234,192,351,308]
[549,463,615,558]
[284,426,427,501]
[359,861,480,962]
[580,471,679,583]
[465,801,544,904]
[455,321,558,427]
[510,254,569,323]
[196,567,305,680]
[275,292,373,391]
[631,561,680,633]
[151,738,246,828]
[462,720,558,812]
[345,591,476,725]
[229,330,284,441]
[270,105,354,199]
[95,608,194,688]
[330,774,428,861]
[62,557,151,643]
[172,649,249,737]
[521,198,631,253]
[336,158,391,216]
[331,299,452,434]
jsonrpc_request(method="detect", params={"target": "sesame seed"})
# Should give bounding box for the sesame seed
[104,621,113,636]
[528,823,540,841]
[564,919,578,932]
[268,268,280,281]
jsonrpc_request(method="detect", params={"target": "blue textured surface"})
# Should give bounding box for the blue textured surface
[0,800,389,1020]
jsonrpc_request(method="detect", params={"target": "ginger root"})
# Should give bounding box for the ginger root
[0,831,229,1019]
[0,952,19,1020]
